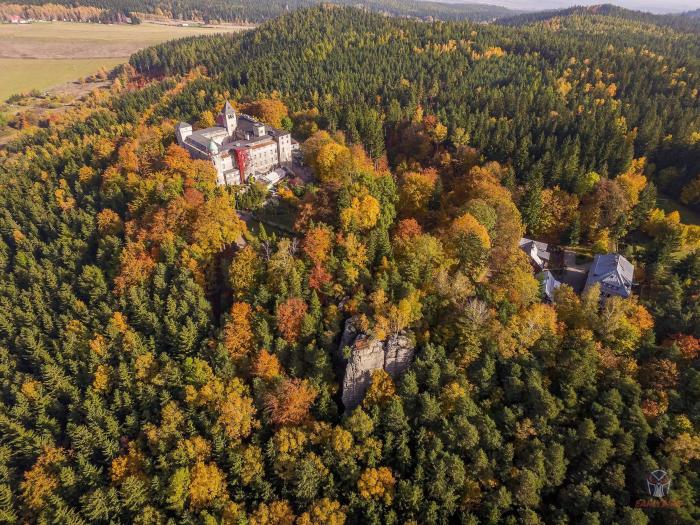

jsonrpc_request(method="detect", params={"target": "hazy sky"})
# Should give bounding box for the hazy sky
[439,0,700,14]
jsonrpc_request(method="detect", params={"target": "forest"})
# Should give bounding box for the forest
[0,4,699,525]
[499,5,700,34]
[0,0,515,23]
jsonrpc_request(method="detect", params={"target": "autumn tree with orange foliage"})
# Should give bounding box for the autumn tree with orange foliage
[362,369,396,407]
[399,168,438,219]
[188,461,227,510]
[340,194,380,231]
[20,447,66,512]
[264,378,317,426]
[445,212,491,274]
[223,302,255,359]
[276,297,308,342]
[252,349,283,381]
[217,379,259,440]
[394,218,423,243]
[297,498,346,525]
[302,225,333,267]
[664,333,700,360]
[241,98,290,129]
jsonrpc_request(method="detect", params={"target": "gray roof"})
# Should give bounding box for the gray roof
[216,136,276,152]
[182,106,290,157]
[536,270,561,301]
[519,237,550,268]
[237,113,289,139]
[585,253,634,298]
[188,126,227,144]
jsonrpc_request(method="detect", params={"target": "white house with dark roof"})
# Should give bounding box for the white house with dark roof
[519,238,551,271]
[584,253,634,299]
[176,101,293,186]
[536,270,562,302]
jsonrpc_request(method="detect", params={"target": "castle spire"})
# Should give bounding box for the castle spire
[222,100,237,136]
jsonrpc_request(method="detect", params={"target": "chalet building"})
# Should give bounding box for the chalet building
[176,101,293,186]
[519,238,551,271]
[584,253,634,299]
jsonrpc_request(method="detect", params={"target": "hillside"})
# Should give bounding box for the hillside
[499,3,700,33]
[0,5,699,525]
[0,0,516,23]
[131,5,700,211]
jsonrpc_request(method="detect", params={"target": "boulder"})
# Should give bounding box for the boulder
[337,317,416,410]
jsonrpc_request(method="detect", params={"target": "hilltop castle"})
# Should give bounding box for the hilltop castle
[176,101,294,186]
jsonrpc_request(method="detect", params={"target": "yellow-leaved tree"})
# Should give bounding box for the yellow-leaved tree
[358,467,396,504]
[249,500,296,525]
[223,301,255,359]
[363,369,396,408]
[340,194,380,231]
[296,498,346,525]
[188,461,227,510]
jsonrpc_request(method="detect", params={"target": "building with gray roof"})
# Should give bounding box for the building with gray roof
[536,270,562,302]
[176,101,292,186]
[519,238,551,271]
[584,253,634,299]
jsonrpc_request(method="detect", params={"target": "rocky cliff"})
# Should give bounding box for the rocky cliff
[337,317,415,410]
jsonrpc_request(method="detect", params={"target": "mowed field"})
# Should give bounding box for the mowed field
[0,58,125,100]
[0,21,247,100]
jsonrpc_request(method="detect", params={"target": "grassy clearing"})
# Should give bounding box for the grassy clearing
[658,193,700,225]
[0,58,124,101]
[0,21,247,100]
[0,21,246,59]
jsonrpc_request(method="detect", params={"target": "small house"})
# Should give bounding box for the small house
[584,253,634,299]
[519,238,551,271]
[536,270,562,302]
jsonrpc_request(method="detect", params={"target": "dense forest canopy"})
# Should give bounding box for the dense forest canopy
[499,4,700,34]
[0,4,699,525]
[0,0,517,23]
[131,5,700,215]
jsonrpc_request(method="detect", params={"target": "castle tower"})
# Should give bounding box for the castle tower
[221,100,237,137]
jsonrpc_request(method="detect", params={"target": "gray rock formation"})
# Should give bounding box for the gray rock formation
[384,332,414,376]
[338,317,416,410]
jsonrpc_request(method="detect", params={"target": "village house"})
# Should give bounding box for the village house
[521,237,636,301]
[536,270,562,302]
[519,237,551,271]
[584,253,635,299]
[176,101,293,186]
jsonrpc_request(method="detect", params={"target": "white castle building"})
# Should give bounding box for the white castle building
[176,101,293,186]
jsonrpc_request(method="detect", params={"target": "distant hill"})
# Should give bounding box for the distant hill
[339,0,516,21]
[499,3,700,33]
[0,0,517,23]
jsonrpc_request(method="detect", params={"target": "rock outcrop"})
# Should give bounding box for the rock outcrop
[337,317,416,410]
